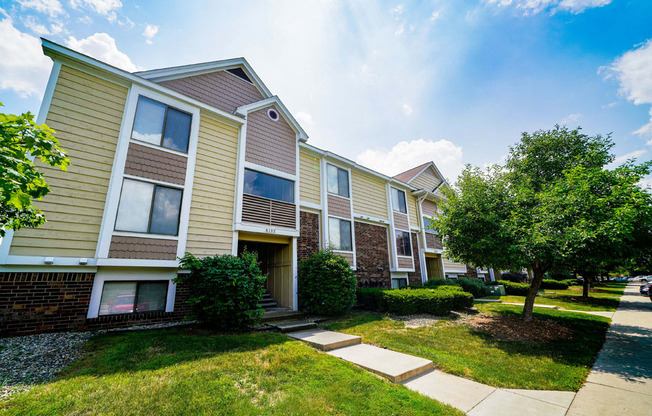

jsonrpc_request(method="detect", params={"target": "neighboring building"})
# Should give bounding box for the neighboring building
[1,40,473,335]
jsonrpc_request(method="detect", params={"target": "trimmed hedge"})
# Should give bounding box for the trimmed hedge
[356,287,473,315]
[540,279,569,290]
[494,280,530,296]
[456,278,486,298]
[424,278,460,289]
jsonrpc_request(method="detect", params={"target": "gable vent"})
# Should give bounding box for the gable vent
[227,68,253,83]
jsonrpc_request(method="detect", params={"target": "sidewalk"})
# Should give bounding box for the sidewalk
[566,282,652,416]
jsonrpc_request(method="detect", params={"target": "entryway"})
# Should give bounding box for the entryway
[425,253,444,280]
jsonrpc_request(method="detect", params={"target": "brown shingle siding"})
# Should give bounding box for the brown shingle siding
[244,107,297,175]
[328,194,351,219]
[124,143,187,185]
[108,236,178,260]
[393,211,409,230]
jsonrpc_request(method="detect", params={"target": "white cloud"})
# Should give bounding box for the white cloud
[390,4,404,16]
[484,0,611,15]
[295,111,313,126]
[430,10,441,21]
[613,149,647,164]
[647,139,652,148]
[18,0,63,17]
[394,23,404,36]
[70,0,122,15]
[143,24,158,44]
[78,15,92,24]
[66,33,142,72]
[608,39,652,137]
[402,103,413,115]
[561,113,582,124]
[356,139,465,183]
[0,13,52,98]
[22,15,65,36]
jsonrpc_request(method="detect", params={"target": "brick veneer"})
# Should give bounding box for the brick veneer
[354,221,391,288]
[407,232,423,286]
[298,211,320,260]
[1,272,191,336]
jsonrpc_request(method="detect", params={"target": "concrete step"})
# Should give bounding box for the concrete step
[258,300,278,308]
[261,308,306,323]
[270,320,318,333]
[328,343,433,383]
[287,329,361,351]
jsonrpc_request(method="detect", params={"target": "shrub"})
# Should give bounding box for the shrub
[176,250,266,331]
[383,288,473,315]
[423,278,461,289]
[456,278,486,298]
[540,279,569,290]
[356,288,386,311]
[549,272,573,281]
[500,271,528,283]
[495,280,530,296]
[298,249,357,315]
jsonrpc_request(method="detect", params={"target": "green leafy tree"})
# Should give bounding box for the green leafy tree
[0,104,69,237]
[434,126,651,321]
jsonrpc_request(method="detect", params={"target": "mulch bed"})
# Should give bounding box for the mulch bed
[463,314,572,343]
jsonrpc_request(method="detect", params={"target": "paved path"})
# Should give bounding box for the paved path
[566,283,652,416]
[288,283,649,415]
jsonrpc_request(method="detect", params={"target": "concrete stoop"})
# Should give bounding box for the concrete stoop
[270,320,318,333]
[286,329,361,351]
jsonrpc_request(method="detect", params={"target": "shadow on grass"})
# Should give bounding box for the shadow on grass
[59,327,293,379]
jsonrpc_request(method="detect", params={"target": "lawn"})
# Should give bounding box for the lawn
[325,304,611,391]
[1,328,462,416]
[481,282,627,312]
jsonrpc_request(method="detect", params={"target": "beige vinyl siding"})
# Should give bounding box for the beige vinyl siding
[351,171,388,220]
[299,149,321,205]
[9,65,127,258]
[407,193,418,227]
[185,115,239,256]
[411,167,441,191]
[443,259,467,272]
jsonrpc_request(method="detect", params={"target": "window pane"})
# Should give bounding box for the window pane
[99,282,137,315]
[392,188,399,211]
[243,169,294,203]
[327,164,338,194]
[115,179,154,232]
[338,168,349,197]
[340,220,352,251]
[162,107,192,152]
[150,186,183,235]
[136,281,168,312]
[396,230,411,256]
[399,191,407,213]
[131,96,165,145]
[329,217,341,250]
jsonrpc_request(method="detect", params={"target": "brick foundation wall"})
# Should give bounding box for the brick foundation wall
[354,221,391,288]
[407,232,423,286]
[298,211,320,260]
[1,272,192,336]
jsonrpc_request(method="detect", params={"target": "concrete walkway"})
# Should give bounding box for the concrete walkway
[566,283,652,416]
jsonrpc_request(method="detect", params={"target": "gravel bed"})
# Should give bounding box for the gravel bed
[389,314,441,328]
[0,321,190,400]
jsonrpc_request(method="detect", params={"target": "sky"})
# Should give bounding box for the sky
[1,0,652,186]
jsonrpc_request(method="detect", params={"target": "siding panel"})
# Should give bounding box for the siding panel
[397,256,413,269]
[407,193,418,227]
[352,171,388,220]
[299,149,321,205]
[185,115,239,257]
[411,167,442,191]
[108,236,177,260]
[328,194,351,219]
[393,212,409,230]
[245,107,296,175]
[9,65,127,257]
[422,199,438,217]
[124,143,187,185]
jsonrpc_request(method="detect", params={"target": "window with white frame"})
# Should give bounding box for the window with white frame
[395,230,412,256]
[327,164,349,198]
[131,96,192,153]
[329,217,352,251]
[98,281,168,316]
[391,188,407,213]
[243,169,294,203]
[114,178,183,235]
[423,217,437,233]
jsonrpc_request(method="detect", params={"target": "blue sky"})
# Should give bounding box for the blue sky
[1,0,651,185]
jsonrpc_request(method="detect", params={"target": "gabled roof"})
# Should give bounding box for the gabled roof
[236,97,308,142]
[134,57,273,99]
[393,162,431,183]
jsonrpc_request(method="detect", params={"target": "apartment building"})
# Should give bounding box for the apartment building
[0,39,476,335]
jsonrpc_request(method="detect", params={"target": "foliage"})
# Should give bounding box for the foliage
[434,125,652,320]
[456,277,486,298]
[176,251,266,331]
[423,278,461,288]
[494,280,530,296]
[0,104,69,237]
[297,249,357,315]
[356,287,473,315]
[500,271,528,283]
[540,279,569,290]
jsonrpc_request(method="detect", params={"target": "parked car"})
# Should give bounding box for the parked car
[614,277,629,282]
[107,295,149,314]
[640,283,652,296]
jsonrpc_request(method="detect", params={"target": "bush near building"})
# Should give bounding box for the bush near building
[424,277,486,298]
[489,280,531,296]
[356,287,473,315]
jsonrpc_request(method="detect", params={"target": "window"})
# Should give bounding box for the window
[423,217,437,233]
[267,108,280,121]
[395,230,412,256]
[227,68,253,83]
[131,96,192,153]
[99,281,168,316]
[391,278,408,289]
[115,179,183,235]
[243,169,294,203]
[327,164,349,198]
[329,217,352,251]
[391,188,407,213]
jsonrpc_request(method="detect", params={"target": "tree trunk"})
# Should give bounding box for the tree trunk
[582,274,594,298]
[522,263,546,322]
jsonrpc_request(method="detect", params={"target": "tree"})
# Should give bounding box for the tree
[0,104,69,237]
[434,126,651,321]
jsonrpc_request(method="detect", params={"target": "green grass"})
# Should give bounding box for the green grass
[325,305,611,391]
[482,282,627,311]
[1,328,462,416]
